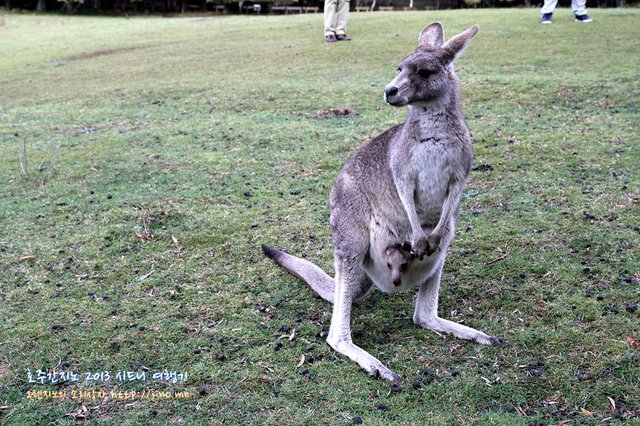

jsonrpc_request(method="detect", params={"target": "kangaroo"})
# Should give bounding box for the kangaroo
[262,22,501,381]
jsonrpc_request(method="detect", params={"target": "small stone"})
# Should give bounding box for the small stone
[626,304,638,313]
[300,367,309,375]
[375,403,388,411]
[390,383,403,393]
[306,343,315,351]
[529,368,542,377]
[352,416,363,425]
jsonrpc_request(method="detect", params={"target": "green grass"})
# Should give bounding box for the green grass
[1,8,639,425]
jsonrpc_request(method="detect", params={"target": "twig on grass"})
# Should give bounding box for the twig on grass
[19,138,28,175]
[486,253,509,266]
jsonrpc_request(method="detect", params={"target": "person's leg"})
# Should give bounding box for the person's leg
[540,0,557,15]
[335,0,350,36]
[572,0,588,17]
[324,0,338,37]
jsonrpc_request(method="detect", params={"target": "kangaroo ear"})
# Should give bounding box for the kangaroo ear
[440,24,479,64]
[418,22,444,50]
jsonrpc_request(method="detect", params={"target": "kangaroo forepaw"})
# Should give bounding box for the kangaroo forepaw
[425,233,441,256]
[409,233,429,260]
[409,232,441,260]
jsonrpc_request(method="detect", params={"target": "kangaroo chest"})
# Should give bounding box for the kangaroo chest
[410,137,457,224]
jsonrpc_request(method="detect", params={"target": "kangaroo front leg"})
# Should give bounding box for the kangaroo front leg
[425,178,464,257]
[392,168,429,260]
[326,260,401,381]
[413,263,502,346]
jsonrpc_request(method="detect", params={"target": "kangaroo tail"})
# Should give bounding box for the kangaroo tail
[261,244,334,303]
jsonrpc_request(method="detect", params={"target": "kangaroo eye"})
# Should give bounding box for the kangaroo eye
[387,263,392,270]
[417,69,431,79]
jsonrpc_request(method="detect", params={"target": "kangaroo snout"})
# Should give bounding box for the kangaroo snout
[385,86,399,98]
[384,84,407,106]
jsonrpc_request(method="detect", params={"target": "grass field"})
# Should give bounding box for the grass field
[1,7,639,425]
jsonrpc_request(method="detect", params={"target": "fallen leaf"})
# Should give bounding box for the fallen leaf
[172,235,180,245]
[545,393,561,405]
[64,403,90,420]
[139,270,154,281]
[607,396,616,413]
[296,355,305,368]
[626,336,640,347]
[259,363,274,373]
[580,407,593,417]
[135,231,149,240]
[481,376,493,386]
[17,255,36,262]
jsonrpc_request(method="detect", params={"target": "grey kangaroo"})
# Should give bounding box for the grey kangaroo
[262,22,501,381]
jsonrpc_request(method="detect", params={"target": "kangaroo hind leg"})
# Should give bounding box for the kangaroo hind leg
[326,255,399,381]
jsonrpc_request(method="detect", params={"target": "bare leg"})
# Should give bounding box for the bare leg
[326,257,400,381]
[413,262,502,345]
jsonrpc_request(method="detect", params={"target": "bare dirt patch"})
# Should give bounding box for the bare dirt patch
[315,107,356,118]
[59,45,150,63]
